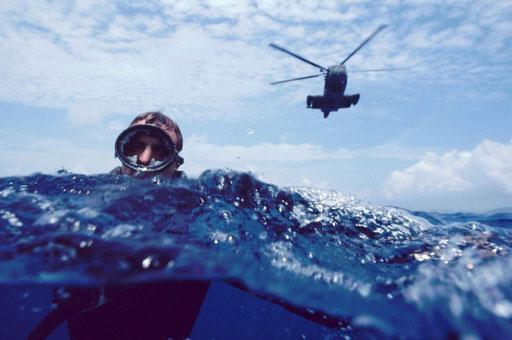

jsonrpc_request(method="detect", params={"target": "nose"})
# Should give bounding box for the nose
[137,145,152,165]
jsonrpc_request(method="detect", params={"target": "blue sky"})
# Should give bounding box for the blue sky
[0,0,511,212]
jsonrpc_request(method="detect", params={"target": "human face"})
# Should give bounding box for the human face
[120,123,181,178]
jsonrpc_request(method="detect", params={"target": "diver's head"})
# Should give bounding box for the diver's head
[115,111,184,178]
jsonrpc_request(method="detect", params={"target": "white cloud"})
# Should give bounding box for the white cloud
[176,135,432,202]
[183,135,430,167]
[384,139,512,211]
[0,0,510,125]
[0,2,279,123]
[0,137,117,177]
[385,150,473,195]
[107,119,126,133]
[184,134,353,165]
[66,104,110,124]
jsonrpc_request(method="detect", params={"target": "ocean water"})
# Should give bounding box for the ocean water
[1,169,511,339]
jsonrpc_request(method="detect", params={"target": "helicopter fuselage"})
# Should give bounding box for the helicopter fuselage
[270,25,389,119]
[307,65,360,118]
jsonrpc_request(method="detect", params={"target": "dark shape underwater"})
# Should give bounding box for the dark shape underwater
[0,170,511,339]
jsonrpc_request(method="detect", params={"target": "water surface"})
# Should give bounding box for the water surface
[1,170,511,338]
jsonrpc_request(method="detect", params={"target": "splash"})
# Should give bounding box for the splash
[1,169,511,338]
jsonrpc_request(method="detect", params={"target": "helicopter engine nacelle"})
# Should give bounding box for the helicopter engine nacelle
[339,94,360,108]
[306,95,323,109]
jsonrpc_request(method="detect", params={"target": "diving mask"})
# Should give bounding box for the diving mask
[115,124,183,172]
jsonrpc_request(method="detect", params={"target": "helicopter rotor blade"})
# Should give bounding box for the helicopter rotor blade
[347,67,410,73]
[270,73,324,85]
[340,24,388,65]
[269,43,328,72]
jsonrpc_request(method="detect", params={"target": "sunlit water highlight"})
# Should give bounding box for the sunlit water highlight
[1,169,511,338]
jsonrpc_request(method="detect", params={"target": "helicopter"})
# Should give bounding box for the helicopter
[270,25,407,118]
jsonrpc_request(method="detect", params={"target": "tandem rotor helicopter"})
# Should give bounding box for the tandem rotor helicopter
[269,25,407,118]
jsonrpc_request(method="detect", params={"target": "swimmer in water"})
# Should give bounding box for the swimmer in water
[29,112,211,340]
[29,112,346,339]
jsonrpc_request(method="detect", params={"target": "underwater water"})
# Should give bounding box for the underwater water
[0,169,511,339]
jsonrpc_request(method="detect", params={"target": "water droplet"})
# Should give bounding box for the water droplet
[142,256,153,269]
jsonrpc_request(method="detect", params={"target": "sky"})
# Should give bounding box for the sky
[0,0,511,212]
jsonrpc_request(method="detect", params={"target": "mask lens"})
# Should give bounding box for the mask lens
[123,140,145,157]
[151,144,168,161]
[115,125,177,172]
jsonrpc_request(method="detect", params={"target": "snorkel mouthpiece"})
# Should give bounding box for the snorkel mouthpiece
[115,124,180,173]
